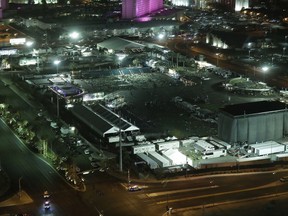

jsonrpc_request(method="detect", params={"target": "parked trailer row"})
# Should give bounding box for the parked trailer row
[148,151,171,168]
[137,153,158,169]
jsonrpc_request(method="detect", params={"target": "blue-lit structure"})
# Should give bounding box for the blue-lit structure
[48,83,84,104]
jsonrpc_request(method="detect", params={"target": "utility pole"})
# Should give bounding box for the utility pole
[119,114,123,172]
[128,169,131,187]
[18,176,23,198]
[56,94,60,118]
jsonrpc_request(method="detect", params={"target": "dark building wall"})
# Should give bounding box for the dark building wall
[218,111,288,144]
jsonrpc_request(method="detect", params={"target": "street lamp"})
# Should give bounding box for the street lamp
[158,33,165,40]
[273,172,278,196]
[69,31,80,40]
[54,60,61,74]
[262,66,269,82]
[33,49,40,72]
[25,41,34,47]
[216,53,220,67]
[283,47,286,56]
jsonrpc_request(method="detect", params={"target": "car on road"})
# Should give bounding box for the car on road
[280,176,288,182]
[43,191,50,199]
[128,185,141,192]
[44,200,50,209]
[43,190,51,210]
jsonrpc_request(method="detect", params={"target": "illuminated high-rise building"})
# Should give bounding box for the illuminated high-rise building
[122,0,164,19]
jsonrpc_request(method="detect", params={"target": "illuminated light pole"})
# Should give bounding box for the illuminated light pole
[283,47,286,57]
[247,42,252,59]
[69,31,80,67]
[26,41,40,73]
[273,172,277,196]
[56,94,59,118]
[127,169,131,188]
[262,66,269,82]
[25,41,34,48]
[54,60,61,74]
[216,53,220,67]
[69,31,80,40]
[33,49,40,73]
[119,127,122,172]
[158,33,165,40]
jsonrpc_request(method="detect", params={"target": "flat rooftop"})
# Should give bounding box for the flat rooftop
[220,100,287,116]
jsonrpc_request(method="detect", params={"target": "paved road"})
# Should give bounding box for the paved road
[118,171,288,216]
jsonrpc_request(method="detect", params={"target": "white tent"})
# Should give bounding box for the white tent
[162,149,193,166]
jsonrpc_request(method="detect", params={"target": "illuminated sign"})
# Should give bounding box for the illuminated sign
[10,38,26,45]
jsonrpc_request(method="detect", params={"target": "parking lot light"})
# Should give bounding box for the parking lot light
[216,53,220,66]
[25,41,34,47]
[262,66,269,82]
[54,60,61,74]
[69,31,80,39]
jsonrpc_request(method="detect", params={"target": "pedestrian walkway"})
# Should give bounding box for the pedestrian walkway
[0,190,33,207]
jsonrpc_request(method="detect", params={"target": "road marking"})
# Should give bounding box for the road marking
[155,182,279,205]
[146,185,219,198]
[120,183,148,190]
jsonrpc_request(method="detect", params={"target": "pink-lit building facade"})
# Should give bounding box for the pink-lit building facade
[122,0,164,19]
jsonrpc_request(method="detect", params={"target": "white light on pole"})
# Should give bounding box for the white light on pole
[25,41,34,47]
[54,60,61,74]
[262,66,269,82]
[69,31,80,39]
[216,53,220,66]
[158,33,165,40]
